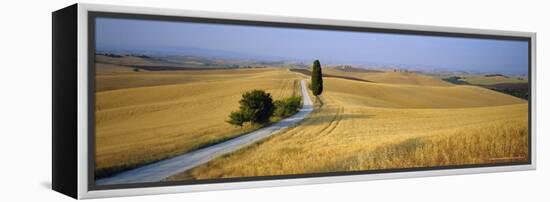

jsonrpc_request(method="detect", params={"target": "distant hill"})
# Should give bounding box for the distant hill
[323,67,452,87]
[96,53,312,72]
[440,74,529,100]
[484,74,509,78]
[289,68,372,83]
[330,65,383,73]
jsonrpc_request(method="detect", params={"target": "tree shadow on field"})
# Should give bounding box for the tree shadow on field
[299,113,375,126]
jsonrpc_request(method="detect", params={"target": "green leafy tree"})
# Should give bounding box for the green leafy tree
[227,90,274,126]
[311,60,323,96]
[274,96,302,117]
[227,111,246,126]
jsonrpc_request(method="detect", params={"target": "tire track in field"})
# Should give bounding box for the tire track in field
[323,107,344,136]
[318,106,344,137]
[314,94,344,137]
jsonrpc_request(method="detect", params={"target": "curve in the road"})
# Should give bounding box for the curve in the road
[97,79,313,185]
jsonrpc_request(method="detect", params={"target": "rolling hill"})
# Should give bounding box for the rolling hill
[323,67,453,87]
[95,68,304,178]
[172,77,528,180]
[93,57,528,180]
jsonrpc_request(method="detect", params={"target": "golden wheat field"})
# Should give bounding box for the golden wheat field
[169,76,528,180]
[323,68,453,86]
[95,66,303,177]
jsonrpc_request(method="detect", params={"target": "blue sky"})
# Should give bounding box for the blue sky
[96,17,529,74]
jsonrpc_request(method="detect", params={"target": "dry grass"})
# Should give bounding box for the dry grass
[345,119,528,170]
[323,68,452,87]
[95,68,303,177]
[324,77,525,108]
[172,77,528,180]
[96,65,288,92]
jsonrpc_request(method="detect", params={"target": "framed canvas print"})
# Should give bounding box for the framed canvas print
[52,3,536,199]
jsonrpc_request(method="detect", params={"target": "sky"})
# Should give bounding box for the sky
[96,17,529,74]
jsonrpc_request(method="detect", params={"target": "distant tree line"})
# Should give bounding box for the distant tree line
[442,76,469,85]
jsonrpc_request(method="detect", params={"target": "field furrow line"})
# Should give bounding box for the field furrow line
[314,104,343,137]
[323,106,344,136]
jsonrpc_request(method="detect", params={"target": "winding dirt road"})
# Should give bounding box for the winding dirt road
[97,79,313,185]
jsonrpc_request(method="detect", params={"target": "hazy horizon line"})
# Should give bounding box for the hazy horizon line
[96,46,528,76]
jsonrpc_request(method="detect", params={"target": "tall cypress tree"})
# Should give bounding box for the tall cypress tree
[311,60,323,96]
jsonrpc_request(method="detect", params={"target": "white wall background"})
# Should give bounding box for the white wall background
[0,0,547,201]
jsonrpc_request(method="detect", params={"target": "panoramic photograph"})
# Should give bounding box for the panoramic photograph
[93,17,529,185]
